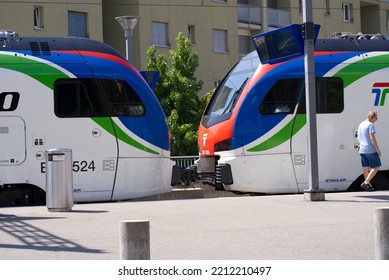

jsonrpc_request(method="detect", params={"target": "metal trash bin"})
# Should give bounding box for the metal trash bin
[45,148,73,212]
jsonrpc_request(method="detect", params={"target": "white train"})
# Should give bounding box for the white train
[0,32,173,206]
[173,26,389,193]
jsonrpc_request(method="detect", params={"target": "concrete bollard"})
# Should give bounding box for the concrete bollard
[304,189,325,201]
[119,220,150,260]
[374,207,389,260]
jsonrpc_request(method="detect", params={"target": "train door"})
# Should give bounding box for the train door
[292,77,345,192]
[0,115,26,167]
[101,77,163,199]
[315,77,347,191]
[53,78,118,202]
[291,99,309,192]
[248,78,304,193]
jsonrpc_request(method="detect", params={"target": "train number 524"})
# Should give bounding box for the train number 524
[40,160,96,173]
[72,161,96,172]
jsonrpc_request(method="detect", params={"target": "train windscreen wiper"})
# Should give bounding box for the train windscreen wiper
[222,77,249,114]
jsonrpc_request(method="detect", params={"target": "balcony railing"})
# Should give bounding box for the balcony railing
[237,5,290,28]
[237,4,261,25]
[268,8,291,28]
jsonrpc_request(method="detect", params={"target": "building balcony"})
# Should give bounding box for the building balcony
[237,4,261,25]
[237,4,290,30]
[267,8,291,28]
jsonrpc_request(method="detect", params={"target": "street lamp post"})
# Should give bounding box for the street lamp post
[115,16,140,64]
[302,0,325,201]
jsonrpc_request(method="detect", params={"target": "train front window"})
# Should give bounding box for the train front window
[203,51,260,127]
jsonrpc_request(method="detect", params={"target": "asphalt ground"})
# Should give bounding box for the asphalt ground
[0,189,389,260]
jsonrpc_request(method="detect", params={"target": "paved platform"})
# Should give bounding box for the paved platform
[0,189,389,260]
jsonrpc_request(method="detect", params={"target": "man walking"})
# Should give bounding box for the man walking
[357,111,381,191]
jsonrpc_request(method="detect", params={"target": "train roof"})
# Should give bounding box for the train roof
[315,38,389,52]
[0,34,123,59]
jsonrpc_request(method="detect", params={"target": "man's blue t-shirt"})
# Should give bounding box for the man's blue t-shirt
[358,120,376,154]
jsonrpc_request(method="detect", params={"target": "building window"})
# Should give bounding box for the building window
[188,25,196,44]
[387,11,389,29]
[298,0,302,15]
[34,6,44,29]
[325,0,330,15]
[238,35,251,56]
[342,2,353,22]
[68,11,88,37]
[152,22,169,46]
[213,29,228,53]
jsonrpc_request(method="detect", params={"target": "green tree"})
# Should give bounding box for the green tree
[147,32,211,156]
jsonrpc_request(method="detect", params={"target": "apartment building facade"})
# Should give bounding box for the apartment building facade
[0,0,103,41]
[1,1,389,94]
[99,0,389,94]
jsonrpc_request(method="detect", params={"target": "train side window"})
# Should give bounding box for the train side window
[316,77,343,113]
[259,79,303,115]
[55,80,93,117]
[98,79,145,117]
[54,79,107,118]
[297,77,344,114]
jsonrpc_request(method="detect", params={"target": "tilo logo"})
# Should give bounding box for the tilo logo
[371,83,389,106]
[202,133,208,146]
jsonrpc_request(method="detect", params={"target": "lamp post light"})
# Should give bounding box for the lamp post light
[115,16,140,64]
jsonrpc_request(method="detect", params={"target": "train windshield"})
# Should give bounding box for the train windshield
[202,51,260,127]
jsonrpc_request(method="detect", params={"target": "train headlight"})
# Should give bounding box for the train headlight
[214,138,232,152]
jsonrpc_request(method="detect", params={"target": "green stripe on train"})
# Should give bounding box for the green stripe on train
[0,54,68,88]
[333,53,389,88]
[92,117,159,155]
[248,114,306,152]
[1,53,159,155]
